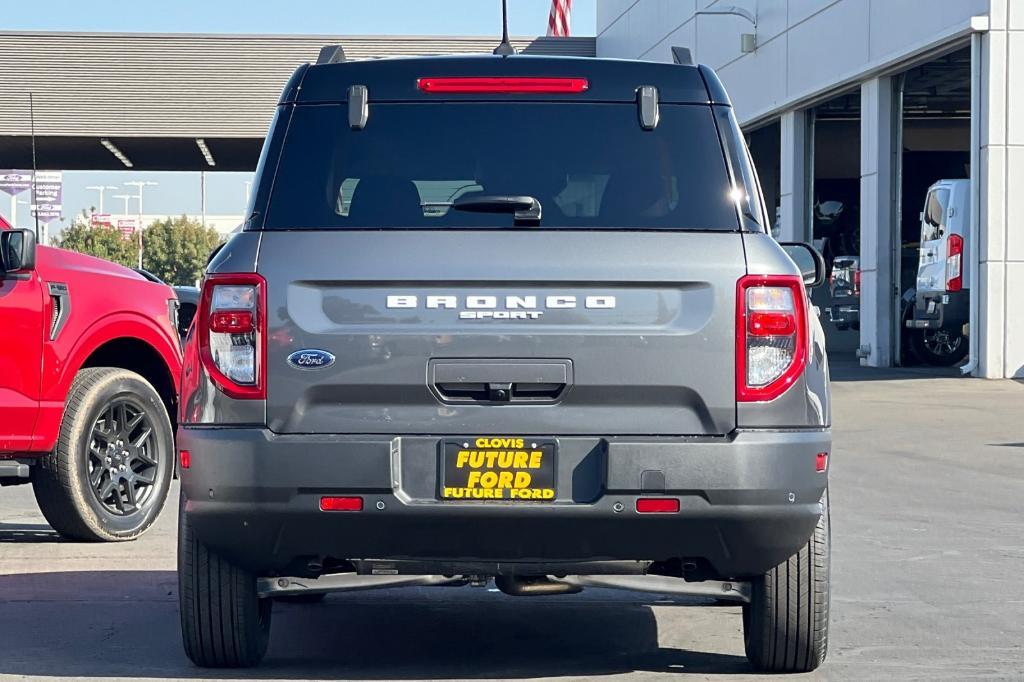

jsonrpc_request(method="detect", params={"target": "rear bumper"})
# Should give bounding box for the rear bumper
[909,289,969,331]
[178,427,830,579]
[828,298,860,329]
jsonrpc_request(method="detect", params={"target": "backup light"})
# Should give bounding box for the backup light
[417,77,589,94]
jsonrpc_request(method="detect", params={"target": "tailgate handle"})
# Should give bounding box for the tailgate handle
[430,359,572,405]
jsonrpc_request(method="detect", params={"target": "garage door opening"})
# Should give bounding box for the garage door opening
[895,47,972,369]
[810,90,861,359]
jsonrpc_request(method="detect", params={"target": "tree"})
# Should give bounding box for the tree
[58,220,137,268]
[142,215,223,286]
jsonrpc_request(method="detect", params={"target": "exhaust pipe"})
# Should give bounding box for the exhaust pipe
[494,575,582,596]
[256,573,466,598]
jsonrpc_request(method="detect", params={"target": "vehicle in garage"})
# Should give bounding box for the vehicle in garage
[0,216,182,541]
[828,255,860,331]
[176,48,833,673]
[906,179,970,366]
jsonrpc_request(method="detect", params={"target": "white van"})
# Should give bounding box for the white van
[907,179,969,365]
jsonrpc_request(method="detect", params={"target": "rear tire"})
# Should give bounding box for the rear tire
[743,490,830,673]
[32,367,173,542]
[911,328,969,366]
[178,495,272,667]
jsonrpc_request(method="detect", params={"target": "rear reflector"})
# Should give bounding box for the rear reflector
[816,452,828,473]
[179,450,191,470]
[319,496,363,512]
[417,77,589,94]
[636,498,680,514]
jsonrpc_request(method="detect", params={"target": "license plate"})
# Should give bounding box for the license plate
[439,437,556,501]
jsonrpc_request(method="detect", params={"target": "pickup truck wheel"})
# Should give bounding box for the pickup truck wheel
[179,497,272,667]
[743,490,830,673]
[911,328,969,367]
[32,367,174,542]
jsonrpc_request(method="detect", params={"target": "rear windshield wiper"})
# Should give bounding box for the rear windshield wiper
[452,194,542,226]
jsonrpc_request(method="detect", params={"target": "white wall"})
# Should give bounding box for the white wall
[597,0,989,125]
[977,0,1024,378]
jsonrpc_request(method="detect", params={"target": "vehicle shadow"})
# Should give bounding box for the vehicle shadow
[828,357,964,382]
[0,522,62,543]
[0,570,753,679]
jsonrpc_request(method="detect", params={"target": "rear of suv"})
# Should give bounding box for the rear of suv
[177,49,832,673]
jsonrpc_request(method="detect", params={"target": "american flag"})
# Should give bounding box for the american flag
[547,0,571,37]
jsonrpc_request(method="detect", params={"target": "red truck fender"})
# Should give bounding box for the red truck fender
[32,311,182,453]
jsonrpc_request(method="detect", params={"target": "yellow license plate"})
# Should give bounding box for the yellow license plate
[439,437,556,501]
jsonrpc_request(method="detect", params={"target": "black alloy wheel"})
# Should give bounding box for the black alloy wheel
[87,398,161,516]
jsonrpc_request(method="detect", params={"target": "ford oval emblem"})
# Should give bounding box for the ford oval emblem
[287,349,336,370]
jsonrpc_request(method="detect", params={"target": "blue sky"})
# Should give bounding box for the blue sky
[5,0,596,36]
[3,0,596,236]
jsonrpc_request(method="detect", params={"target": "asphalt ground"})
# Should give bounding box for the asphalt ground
[2,365,1023,680]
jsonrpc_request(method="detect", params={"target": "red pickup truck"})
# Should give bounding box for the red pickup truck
[0,217,182,541]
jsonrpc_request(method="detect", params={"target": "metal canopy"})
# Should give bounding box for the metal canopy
[0,31,595,172]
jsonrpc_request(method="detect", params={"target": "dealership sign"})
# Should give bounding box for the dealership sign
[0,170,33,196]
[30,171,63,224]
[90,213,113,228]
[117,218,138,238]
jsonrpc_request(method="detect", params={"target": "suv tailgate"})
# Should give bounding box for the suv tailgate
[259,230,742,436]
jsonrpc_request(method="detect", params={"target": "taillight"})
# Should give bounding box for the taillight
[417,77,589,94]
[197,273,266,399]
[946,234,963,292]
[736,275,808,402]
[853,269,861,295]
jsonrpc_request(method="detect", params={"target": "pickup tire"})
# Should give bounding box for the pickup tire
[32,367,174,542]
[743,490,830,673]
[910,328,969,367]
[179,496,272,667]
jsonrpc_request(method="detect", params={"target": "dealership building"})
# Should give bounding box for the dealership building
[1,4,1020,377]
[597,0,1023,378]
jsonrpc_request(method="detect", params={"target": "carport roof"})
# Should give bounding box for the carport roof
[0,30,596,171]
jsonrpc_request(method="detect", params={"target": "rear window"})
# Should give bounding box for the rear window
[922,188,949,242]
[264,103,738,230]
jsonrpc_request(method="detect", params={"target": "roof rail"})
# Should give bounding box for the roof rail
[671,46,693,66]
[317,44,347,65]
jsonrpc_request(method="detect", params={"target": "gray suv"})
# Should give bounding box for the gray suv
[177,47,832,673]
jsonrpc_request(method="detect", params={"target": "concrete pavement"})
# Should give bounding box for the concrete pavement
[1,368,1023,680]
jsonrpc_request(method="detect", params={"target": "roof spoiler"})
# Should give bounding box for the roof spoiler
[671,46,693,66]
[317,44,347,65]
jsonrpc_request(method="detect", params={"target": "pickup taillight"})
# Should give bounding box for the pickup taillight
[736,274,808,402]
[197,273,266,399]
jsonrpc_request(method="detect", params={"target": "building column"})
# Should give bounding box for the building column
[976,2,1022,378]
[778,110,810,242]
[859,76,897,367]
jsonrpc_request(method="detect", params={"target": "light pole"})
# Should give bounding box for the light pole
[125,181,157,269]
[112,194,134,216]
[85,185,118,214]
[244,180,252,209]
